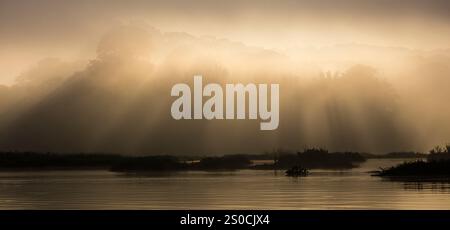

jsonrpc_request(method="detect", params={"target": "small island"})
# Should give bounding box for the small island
[373,145,450,180]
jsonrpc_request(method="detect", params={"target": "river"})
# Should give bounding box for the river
[0,159,449,209]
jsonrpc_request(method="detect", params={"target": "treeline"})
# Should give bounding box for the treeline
[253,148,366,170]
[363,152,427,159]
[0,152,124,170]
[0,148,433,172]
[0,152,254,171]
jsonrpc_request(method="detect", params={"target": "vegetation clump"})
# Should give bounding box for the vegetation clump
[110,155,186,172]
[191,155,252,170]
[0,152,123,170]
[254,148,366,170]
[374,145,450,178]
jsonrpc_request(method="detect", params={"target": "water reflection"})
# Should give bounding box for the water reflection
[402,182,450,191]
[0,159,449,209]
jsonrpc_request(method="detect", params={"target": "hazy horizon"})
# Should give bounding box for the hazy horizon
[1,0,450,155]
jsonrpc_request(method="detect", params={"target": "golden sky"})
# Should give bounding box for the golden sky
[1,0,450,84]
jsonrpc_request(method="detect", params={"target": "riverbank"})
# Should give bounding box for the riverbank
[0,150,367,171]
[0,150,434,172]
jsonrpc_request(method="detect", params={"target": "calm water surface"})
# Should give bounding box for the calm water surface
[0,159,449,209]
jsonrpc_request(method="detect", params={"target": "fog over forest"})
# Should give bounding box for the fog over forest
[0,24,449,155]
[1,1,450,154]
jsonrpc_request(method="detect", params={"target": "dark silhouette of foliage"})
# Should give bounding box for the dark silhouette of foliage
[110,155,186,172]
[427,144,450,161]
[374,159,450,177]
[285,166,309,177]
[0,152,124,170]
[374,144,450,178]
[253,148,366,169]
[192,154,252,170]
